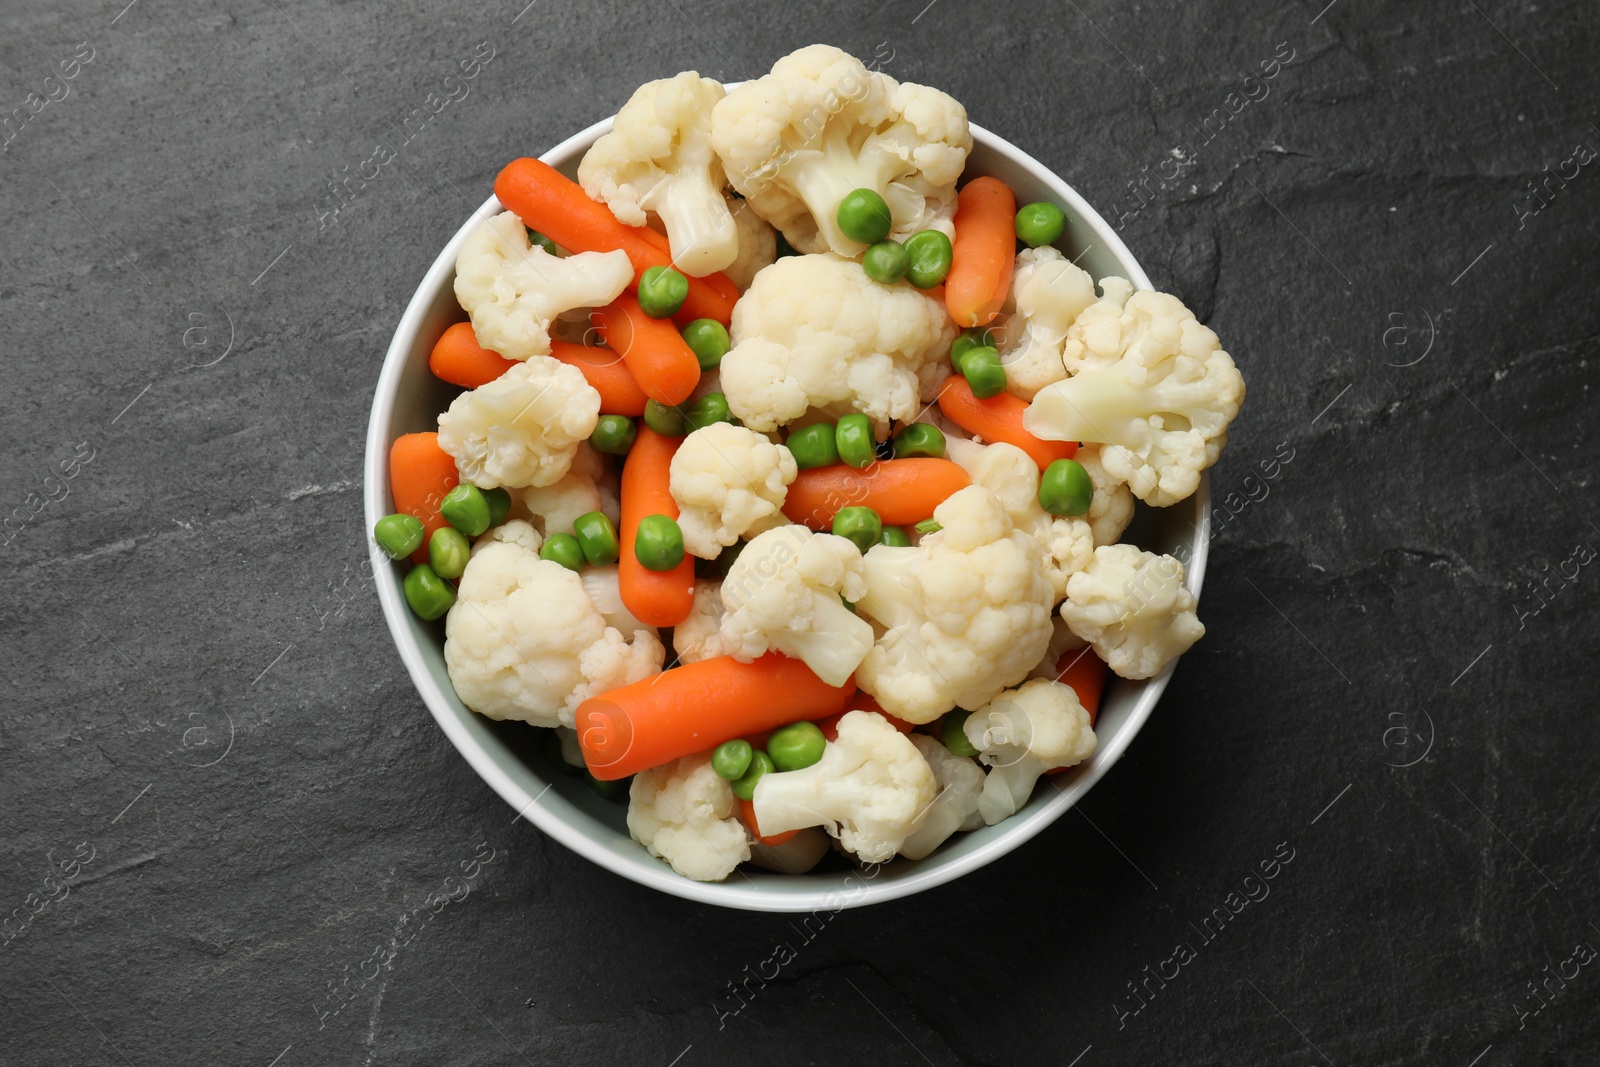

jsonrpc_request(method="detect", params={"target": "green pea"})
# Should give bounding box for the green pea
[914,518,942,535]
[403,564,456,621]
[590,415,638,456]
[1015,202,1067,248]
[879,525,911,547]
[483,487,512,528]
[525,228,560,255]
[637,265,689,319]
[542,730,585,776]
[785,423,840,469]
[775,231,800,258]
[834,414,877,470]
[712,739,753,781]
[961,345,1007,399]
[681,319,731,370]
[891,422,946,459]
[862,240,910,284]
[832,506,883,555]
[1039,458,1094,517]
[837,188,892,245]
[573,510,620,566]
[950,328,996,371]
[374,513,424,560]
[540,533,585,571]
[940,710,978,757]
[684,392,734,431]
[428,526,471,580]
[587,772,628,799]
[634,514,685,572]
[440,484,492,537]
[730,749,775,801]
[643,399,687,437]
[903,229,953,289]
[768,721,827,772]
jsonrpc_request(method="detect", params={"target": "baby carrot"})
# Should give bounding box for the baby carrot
[549,340,650,416]
[575,652,858,779]
[781,458,971,528]
[619,426,696,626]
[429,322,517,388]
[945,177,1017,328]
[493,158,738,325]
[739,799,800,847]
[389,432,459,564]
[590,296,701,406]
[938,376,1077,470]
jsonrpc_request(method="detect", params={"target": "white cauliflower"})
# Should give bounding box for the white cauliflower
[1028,615,1089,681]
[854,486,1055,723]
[1024,281,1245,506]
[898,734,985,859]
[719,526,874,687]
[747,828,831,874]
[669,423,798,558]
[720,253,956,431]
[453,211,632,361]
[1060,544,1205,680]
[712,44,971,256]
[627,754,750,882]
[436,356,599,489]
[520,441,606,535]
[751,710,936,863]
[999,246,1098,400]
[444,539,663,728]
[469,518,544,558]
[578,73,737,277]
[673,579,731,664]
[1075,445,1136,546]
[579,565,656,637]
[724,195,777,291]
[963,678,1097,824]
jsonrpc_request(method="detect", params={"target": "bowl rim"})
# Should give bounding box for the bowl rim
[364,114,1210,911]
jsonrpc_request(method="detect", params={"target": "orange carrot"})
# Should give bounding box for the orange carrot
[945,177,1017,328]
[590,296,700,406]
[938,376,1078,470]
[739,799,800,847]
[549,340,650,416]
[815,694,915,742]
[389,432,459,564]
[575,653,858,779]
[429,322,518,388]
[1046,647,1108,774]
[619,426,696,627]
[781,458,971,529]
[493,158,738,325]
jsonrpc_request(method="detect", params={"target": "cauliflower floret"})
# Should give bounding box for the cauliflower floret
[719,526,874,687]
[712,44,971,256]
[673,579,731,664]
[1024,281,1245,506]
[747,827,831,874]
[628,754,750,881]
[669,423,799,557]
[899,734,985,859]
[999,247,1098,400]
[751,710,936,863]
[444,539,663,728]
[578,73,737,277]
[720,254,956,431]
[469,518,544,558]
[579,565,656,637]
[437,356,600,489]
[963,678,1097,825]
[854,486,1055,723]
[520,441,606,535]
[453,211,632,361]
[724,195,777,291]
[1076,445,1136,546]
[1060,544,1205,680]
[1028,615,1089,680]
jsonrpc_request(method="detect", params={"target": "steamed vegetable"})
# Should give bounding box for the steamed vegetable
[436,356,600,490]
[668,423,798,558]
[618,427,697,626]
[944,177,1016,328]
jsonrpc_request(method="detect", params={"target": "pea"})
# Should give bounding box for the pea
[832,506,883,554]
[643,399,687,437]
[730,749,775,801]
[428,526,471,580]
[837,188,892,245]
[484,487,512,527]
[684,392,734,431]
[1015,202,1067,248]
[767,721,827,772]
[637,265,689,318]
[540,533,585,571]
[961,345,1007,399]
[914,518,942,535]
[786,423,840,469]
[634,514,685,572]
[374,513,424,559]
[712,739,754,781]
[681,319,731,370]
[903,229,953,289]
[1039,458,1094,517]
[525,228,560,255]
[834,414,877,469]
[590,415,638,456]
[862,240,910,284]
[587,772,628,799]
[940,710,978,757]
[879,525,911,547]
[403,564,456,621]
[891,422,946,460]
[440,484,492,537]
[573,511,620,566]
[950,328,996,370]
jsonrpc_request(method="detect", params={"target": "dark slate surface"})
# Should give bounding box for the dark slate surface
[2,1,1596,1064]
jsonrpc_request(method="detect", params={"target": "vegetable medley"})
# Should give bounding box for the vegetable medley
[375,45,1246,882]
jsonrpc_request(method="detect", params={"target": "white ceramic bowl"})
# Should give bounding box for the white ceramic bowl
[364,115,1209,912]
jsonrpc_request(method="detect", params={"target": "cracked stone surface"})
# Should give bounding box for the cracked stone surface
[2,2,1597,1065]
